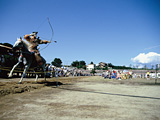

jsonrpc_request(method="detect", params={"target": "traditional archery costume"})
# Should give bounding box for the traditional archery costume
[24,32,50,54]
[24,32,51,65]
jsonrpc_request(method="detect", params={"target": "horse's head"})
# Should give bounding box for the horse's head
[13,37,29,52]
[12,37,23,51]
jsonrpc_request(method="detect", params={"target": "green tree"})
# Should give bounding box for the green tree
[79,60,86,68]
[3,43,13,48]
[71,60,79,67]
[71,60,86,69]
[90,61,94,64]
[104,66,108,70]
[51,58,62,67]
[108,63,114,67]
[90,69,96,75]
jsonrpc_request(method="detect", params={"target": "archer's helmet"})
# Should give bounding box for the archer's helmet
[30,32,38,36]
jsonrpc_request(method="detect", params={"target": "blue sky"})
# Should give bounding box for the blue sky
[0,0,160,67]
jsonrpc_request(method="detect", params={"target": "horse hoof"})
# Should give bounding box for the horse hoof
[18,82,22,84]
[8,75,12,78]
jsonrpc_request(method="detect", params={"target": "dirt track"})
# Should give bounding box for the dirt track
[0,76,160,120]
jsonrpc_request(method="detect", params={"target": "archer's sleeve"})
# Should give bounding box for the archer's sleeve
[37,38,48,44]
[36,38,44,44]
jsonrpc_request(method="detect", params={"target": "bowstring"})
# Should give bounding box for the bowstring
[36,18,48,31]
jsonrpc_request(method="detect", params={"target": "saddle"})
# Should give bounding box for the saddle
[34,53,44,66]
[29,48,44,66]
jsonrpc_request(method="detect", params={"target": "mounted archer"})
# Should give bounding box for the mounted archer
[24,32,51,65]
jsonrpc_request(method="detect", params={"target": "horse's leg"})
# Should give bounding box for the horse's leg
[34,69,39,82]
[18,57,30,84]
[18,65,29,84]
[34,73,39,82]
[9,55,23,77]
[8,62,20,77]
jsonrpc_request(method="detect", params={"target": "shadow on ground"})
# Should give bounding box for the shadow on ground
[59,87,160,100]
[37,81,63,86]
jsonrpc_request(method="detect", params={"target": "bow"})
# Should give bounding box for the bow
[47,17,54,43]
[40,17,54,51]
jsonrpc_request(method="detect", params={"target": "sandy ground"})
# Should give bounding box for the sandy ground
[0,76,160,120]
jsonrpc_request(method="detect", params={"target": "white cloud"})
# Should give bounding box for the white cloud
[131,52,160,64]
[144,45,160,50]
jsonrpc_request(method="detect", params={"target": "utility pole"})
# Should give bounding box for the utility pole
[155,64,158,84]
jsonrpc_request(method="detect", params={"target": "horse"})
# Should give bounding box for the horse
[8,38,46,84]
